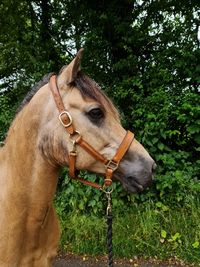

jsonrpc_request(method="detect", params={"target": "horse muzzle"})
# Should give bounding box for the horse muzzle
[115,161,156,193]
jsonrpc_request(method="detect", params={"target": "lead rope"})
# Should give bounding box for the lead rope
[104,189,114,267]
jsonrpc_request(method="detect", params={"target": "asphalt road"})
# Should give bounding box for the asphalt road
[53,254,193,267]
[53,260,174,267]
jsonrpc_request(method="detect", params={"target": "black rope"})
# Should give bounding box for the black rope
[103,188,114,267]
[106,210,114,267]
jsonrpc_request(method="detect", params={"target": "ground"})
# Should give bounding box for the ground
[53,253,195,267]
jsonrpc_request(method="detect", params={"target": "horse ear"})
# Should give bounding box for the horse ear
[58,48,84,87]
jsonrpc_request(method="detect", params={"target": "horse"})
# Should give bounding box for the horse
[0,49,156,267]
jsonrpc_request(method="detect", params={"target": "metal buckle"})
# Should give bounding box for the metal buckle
[69,131,81,145]
[59,111,73,128]
[105,160,119,171]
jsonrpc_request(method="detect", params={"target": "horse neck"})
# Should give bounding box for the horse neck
[3,84,59,205]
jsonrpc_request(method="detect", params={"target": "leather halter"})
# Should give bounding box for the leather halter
[49,75,134,189]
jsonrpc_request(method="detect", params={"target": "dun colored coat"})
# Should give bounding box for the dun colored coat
[0,50,155,267]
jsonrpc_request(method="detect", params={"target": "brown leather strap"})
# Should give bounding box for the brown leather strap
[68,152,101,189]
[69,152,77,178]
[113,131,134,162]
[104,168,113,186]
[75,178,102,190]
[49,74,135,189]
[49,75,74,135]
[76,138,108,164]
[104,131,134,186]
[50,75,108,165]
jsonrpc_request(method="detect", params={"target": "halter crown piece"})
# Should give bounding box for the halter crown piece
[49,75,134,190]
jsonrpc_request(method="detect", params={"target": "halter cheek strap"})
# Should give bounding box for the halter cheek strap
[49,75,134,189]
[104,130,134,186]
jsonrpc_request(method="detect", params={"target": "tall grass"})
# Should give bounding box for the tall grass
[56,195,200,264]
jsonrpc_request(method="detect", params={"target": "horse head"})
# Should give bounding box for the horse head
[39,49,156,193]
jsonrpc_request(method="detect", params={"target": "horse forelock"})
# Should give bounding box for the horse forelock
[73,72,120,120]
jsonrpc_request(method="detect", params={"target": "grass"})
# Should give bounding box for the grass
[56,196,200,264]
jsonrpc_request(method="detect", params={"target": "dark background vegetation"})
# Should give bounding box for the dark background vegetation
[0,0,200,263]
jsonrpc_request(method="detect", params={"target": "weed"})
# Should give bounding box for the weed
[55,195,200,264]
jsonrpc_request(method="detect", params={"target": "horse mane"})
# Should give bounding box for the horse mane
[17,71,119,120]
[16,73,54,113]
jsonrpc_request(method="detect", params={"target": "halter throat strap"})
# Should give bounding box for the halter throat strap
[49,75,134,189]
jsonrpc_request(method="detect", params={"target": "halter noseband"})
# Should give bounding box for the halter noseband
[49,75,134,190]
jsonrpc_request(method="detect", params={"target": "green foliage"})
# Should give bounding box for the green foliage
[0,90,20,141]
[56,197,200,263]
[56,172,104,216]
[1,0,200,263]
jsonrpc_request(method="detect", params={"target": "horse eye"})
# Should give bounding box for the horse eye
[87,108,104,120]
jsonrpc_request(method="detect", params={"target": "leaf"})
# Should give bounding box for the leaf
[78,202,84,210]
[161,230,167,239]
[158,143,164,151]
[192,241,199,248]
[194,134,200,145]
[188,125,199,134]
[88,200,96,207]
[171,232,181,241]
[156,202,162,208]
[152,137,159,144]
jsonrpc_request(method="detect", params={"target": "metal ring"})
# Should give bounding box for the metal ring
[69,131,81,144]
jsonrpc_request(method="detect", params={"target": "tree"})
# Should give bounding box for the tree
[0,0,200,202]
